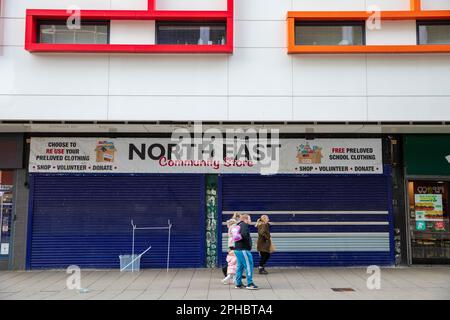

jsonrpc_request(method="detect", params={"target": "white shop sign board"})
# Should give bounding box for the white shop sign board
[29,138,383,175]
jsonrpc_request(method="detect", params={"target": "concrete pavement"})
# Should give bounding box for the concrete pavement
[0,267,449,300]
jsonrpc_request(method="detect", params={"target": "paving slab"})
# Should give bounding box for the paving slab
[0,267,448,300]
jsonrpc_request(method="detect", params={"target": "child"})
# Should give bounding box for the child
[221,250,237,285]
[222,218,237,277]
[227,218,238,249]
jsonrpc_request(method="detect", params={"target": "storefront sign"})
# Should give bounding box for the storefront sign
[29,138,383,174]
[404,135,450,176]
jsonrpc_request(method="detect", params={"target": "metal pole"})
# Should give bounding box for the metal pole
[131,220,135,272]
[167,219,171,272]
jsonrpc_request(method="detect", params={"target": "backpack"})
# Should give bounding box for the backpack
[230,224,242,242]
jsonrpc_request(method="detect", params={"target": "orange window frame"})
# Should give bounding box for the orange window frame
[287,0,450,54]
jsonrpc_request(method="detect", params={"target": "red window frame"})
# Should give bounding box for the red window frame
[25,0,234,53]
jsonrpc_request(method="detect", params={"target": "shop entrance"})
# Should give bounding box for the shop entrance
[406,179,450,264]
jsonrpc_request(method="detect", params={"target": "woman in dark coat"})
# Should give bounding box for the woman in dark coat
[256,215,272,274]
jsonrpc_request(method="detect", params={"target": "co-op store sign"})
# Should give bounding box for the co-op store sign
[29,138,383,174]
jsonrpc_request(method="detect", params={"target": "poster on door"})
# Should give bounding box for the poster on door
[414,194,444,221]
[0,243,8,255]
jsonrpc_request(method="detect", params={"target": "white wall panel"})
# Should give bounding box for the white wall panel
[228,97,292,121]
[110,20,155,45]
[0,18,3,49]
[111,0,147,10]
[229,48,292,96]
[293,97,367,121]
[293,0,411,11]
[235,20,286,48]
[366,21,417,45]
[367,55,450,96]
[0,47,109,95]
[368,97,450,121]
[235,0,291,21]
[421,0,450,10]
[109,55,228,95]
[3,0,111,18]
[108,96,228,121]
[0,95,108,120]
[1,18,25,46]
[293,0,365,11]
[293,55,366,96]
[156,0,227,11]
[365,0,410,11]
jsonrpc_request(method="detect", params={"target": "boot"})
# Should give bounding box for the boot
[259,267,268,275]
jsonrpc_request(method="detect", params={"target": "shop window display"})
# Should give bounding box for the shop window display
[408,180,450,264]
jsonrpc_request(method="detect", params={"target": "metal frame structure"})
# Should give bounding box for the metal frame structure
[125,219,173,272]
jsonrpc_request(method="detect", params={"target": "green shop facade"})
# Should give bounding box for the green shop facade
[404,135,450,264]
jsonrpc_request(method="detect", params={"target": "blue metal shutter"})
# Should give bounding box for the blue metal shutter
[220,171,394,266]
[28,174,205,269]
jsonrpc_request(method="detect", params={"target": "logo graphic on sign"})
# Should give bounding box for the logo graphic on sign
[434,221,445,231]
[296,143,323,164]
[446,155,450,164]
[95,141,116,163]
[416,221,426,231]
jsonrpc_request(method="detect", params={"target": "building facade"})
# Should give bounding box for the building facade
[0,0,449,270]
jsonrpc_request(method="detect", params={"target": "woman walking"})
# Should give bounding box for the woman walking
[256,215,272,275]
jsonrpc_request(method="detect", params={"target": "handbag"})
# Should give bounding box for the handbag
[269,240,276,253]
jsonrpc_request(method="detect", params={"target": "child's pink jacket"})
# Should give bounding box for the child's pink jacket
[226,254,237,275]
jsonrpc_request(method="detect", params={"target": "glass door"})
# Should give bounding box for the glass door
[407,180,450,264]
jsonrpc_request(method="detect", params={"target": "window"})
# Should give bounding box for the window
[295,21,365,46]
[407,180,450,264]
[418,21,450,44]
[38,21,109,44]
[156,22,226,45]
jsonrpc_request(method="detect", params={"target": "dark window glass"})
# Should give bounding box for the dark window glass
[418,21,450,44]
[156,22,226,45]
[295,21,365,46]
[38,21,109,44]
